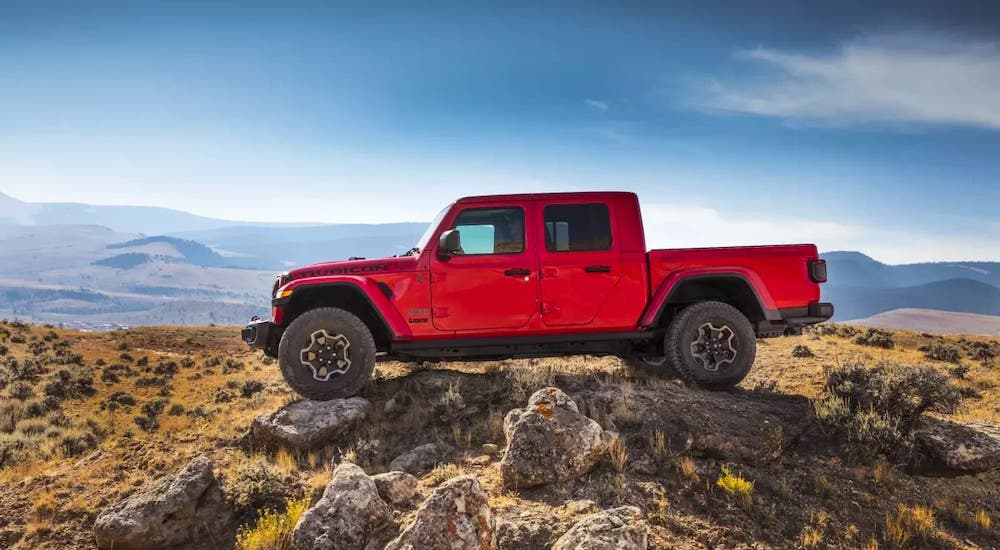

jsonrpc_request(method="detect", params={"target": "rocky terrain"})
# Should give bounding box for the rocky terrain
[1,321,999,549]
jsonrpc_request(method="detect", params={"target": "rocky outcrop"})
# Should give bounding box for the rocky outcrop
[250,397,371,451]
[573,379,815,464]
[384,475,494,550]
[500,387,606,488]
[495,516,553,550]
[914,417,1000,475]
[388,442,449,475]
[371,471,420,507]
[94,456,234,550]
[291,462,394,550]
[552,506,648,550]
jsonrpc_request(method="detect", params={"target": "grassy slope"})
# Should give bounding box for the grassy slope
[0,322,997,549]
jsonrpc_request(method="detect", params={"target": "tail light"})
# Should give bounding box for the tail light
[808,259,827,283]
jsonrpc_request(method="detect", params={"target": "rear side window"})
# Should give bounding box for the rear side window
[451,207,525,255]
[543,203,612,252]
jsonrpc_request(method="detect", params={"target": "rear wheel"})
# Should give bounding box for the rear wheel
[665,301,755,390]
[277,307,376,401]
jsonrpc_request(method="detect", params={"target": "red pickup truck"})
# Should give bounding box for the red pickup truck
[243,192,832,400]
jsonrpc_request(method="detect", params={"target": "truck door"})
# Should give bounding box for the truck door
[430,201,538,331]
[537,201,621,326]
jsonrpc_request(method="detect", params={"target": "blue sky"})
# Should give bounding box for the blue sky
[1,1,998,262]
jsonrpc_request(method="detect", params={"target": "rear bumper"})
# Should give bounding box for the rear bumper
[757,302,834,337]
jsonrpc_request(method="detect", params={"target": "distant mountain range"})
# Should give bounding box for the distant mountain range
[0,191,997,332]
[820,251,1000,321]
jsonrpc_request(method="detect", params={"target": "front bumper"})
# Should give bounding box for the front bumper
[242,318,277,356]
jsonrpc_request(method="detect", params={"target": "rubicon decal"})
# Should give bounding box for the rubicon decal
[294,264,390,277]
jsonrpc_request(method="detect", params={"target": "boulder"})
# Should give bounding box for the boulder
[371,471,420,507]
[384,475,494,550]
[500,387,606,488]
[914,418,1000,475]
[388,442,448,475]
[291,462,394,550]
[495,516,552,550]
[552,506,648,550]
[250,397,371,451]
[94,456,234,550]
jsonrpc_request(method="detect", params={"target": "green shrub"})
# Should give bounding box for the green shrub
[225,459,299,518]
[106,391,137,411]
[816,363,961,462]
[792,344,814,358]
[134,414,158,432]
[8,381,34,401]
[854,329,894,349]
[215,389,235,403]
[241,380,265,398]
[919,343,961,363]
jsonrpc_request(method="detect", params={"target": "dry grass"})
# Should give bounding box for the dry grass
[606,434,628,472]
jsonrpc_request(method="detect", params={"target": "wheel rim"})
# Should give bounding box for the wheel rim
[299,329,352,381]
[690,322,737,372]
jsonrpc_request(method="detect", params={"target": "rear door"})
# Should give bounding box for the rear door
[430,201,538,331]
[537,200,621,326]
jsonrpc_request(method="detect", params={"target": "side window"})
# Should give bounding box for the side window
[451,207,525,255]
[543,203,612,252]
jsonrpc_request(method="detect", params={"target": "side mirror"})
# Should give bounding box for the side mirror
[438,229,461,260]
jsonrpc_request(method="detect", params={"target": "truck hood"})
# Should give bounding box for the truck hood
[286,256,419,280]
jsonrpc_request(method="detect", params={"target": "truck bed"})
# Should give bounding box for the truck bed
[647,244,821,310]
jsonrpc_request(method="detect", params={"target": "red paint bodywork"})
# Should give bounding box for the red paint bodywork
[274,192,825,343]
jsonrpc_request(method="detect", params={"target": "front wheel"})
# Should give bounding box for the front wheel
[277,307,376,401]
[665,301,756,390]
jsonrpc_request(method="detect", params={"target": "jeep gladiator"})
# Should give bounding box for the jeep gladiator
[243,192,832,400]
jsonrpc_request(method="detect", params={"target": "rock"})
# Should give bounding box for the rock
[629,455,658,475]
[250,397,371,451]
[291,463,394,550]
[388,442,448,475]
[371,471,420,507]
[94,456,234,550]
[384,475,494,550]
[914,418,1000,474]
[495,516,552,550]
[500,387,606,488]
[552,506,648,550]
[482,443,500,456]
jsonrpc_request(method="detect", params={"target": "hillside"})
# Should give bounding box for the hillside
[0,322,998,549]
[848,309,1000,337]
[823,278,1000,320]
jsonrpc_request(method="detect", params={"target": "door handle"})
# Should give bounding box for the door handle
[504,268,532,277]
[585,265,611,273]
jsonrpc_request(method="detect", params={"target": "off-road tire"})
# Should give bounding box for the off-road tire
[277,307,376,401]
[665,301,755,390]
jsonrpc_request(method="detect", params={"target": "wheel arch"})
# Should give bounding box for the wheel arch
[281,283,395,350]
[643,272,777,328]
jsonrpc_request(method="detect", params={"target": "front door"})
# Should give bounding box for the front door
[430,202,538,331]
[537,201,621,326]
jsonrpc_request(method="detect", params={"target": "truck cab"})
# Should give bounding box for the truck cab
[244,191,833,400]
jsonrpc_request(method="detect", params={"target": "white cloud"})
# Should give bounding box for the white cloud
[584,98,609,112]
[695,32,1000,128]
[640,202,1000,264]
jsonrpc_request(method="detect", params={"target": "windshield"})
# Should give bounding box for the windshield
[409,203,452,255]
